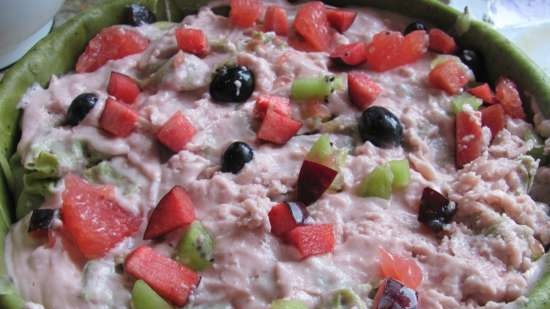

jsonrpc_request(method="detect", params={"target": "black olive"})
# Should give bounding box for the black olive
[210,65,255,103]
[418,187,457,232]
[404,21,429,34]
[358,106,403,148]
[221,141,254,174]
[285,202,309,224]
[127,4,156,26]
[457,48,486,82]
[65,93,98,126]
[211,5,231,17]
[28,209,56,232]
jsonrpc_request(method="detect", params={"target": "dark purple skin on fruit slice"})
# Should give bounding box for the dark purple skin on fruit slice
[28,209,56,232]
[417,187,457,232]
[374,278,418,309]
[285,202,309,224]
[297,160,338,205]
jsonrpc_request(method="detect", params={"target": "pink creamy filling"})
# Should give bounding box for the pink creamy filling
[4,1,550,309]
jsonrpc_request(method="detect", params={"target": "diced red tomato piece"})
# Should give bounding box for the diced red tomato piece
[61,175,141,259]
[468,83,495,104]
[428,28,457,54]
[326,8,357,33]
[107,72,140,104]
[495,77,526,119]
[400,30,429,65]
[253,95,291,120]
[268,203,298,237]
[429,60,469,95]
[365,30,427,72]
[125,246,200,306]
[144,186,195,240]
[264,5,289,36]
[230,0,262,28]
[330,42,367,66]
[293,1,332,52]
[286,224,335,259]
[175,28,209,58]
[456,110,483,168]
[481,104,505,140]
[257,108,302,144]
[76,26,149,73]
[99,98,139,137]
[156,112,196,153]
[348,71,382,109]
[378,247,423,289]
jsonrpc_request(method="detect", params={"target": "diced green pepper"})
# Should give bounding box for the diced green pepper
[176,221,215,271]
[270,299,308,309]
[451,93,482,114]
[356,164,394,199]
[291,75,344,101]
[389,159,410,189]
[132,280,173,309]
[306,135,333,165]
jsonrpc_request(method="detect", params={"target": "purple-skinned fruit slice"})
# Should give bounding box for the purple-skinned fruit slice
[297,160,338,205]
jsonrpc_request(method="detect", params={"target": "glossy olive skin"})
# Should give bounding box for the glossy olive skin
[28,209,56,232]
[457,48,486,81]
[127,4,156,26]
[210,65,255,103]
[65,93,98,126]
[404,21,428,34]
[417,187,457,232]
[221,141,254,174]
[358,106,403,148]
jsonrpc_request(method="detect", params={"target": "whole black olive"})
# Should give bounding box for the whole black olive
[127,4,156,26]
[210,65,255,103]
[28,209,56,232]
[221,141,254,174]
[404,21,429,34]
[65,93,98,126]
[457,48,486,82]
[358,106,403,148]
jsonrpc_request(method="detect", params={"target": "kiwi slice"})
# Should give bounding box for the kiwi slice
[175,221,214,271]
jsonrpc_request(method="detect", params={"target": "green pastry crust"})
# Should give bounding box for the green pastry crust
[0,0,548,308]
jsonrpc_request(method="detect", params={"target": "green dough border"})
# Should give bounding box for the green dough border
[0,0,548,308]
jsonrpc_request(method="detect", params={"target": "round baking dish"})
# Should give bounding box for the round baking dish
[0,0,549,308]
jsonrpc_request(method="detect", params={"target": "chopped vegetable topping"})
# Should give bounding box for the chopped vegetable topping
[291,75,344,101]
[356,164,394,199]
[99,98,139,137]
[495,77,526,119]
[468,83,495,104]
[230,0,262,28]
[404,21,428,34]
[389,159,411,189]
[221,141,254,174]
[28,209,56,233]
[458,48,485,82]
[429,60,469,95]
[373,278,418,309]
[253,95,291,120]
[268,202,308,237]
[131,280,173,309]
[264,5,289,36]
[156,112,196,153]
[144,186,196,240]
[65,93,98,126]
[286,224,335,259]
[175,28,209,58]
[176,221,215,271]
[126,4,156,26]
[417,187,457,232]
[293,1,332,51]
[378,247,423,289]
[456,110,483,168]
[107,72,140,104]
[366,30,428,72]
[210,64,255,103]
[326,8,357,33]
[347,71,382,109]
[358,106,403,148]
[428,28,457,54]
[257,108,302,145]
[451,93,482,114]
[297,160,338,205]
[125,246,199,306]
[330,42,367,66]
[481,104,505,141]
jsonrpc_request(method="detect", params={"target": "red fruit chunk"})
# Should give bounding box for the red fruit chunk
[495,77,526,119]
[428,28,457,54]
[297,160,338,205]
[286,224,335,259]
[257,108,302,144]
[330,42,367,66]
[107,72,140,104]
[373,278,418,309]
[429,60,469,95]
[76,26,149,73]
[468,83,495,104]
[125,246,200,306]
[365,30,427,72]
[264,5,289,36]
[175,28,209,58]
[156,112,196,152]
[230,0,262,28]
[348,71,382,109]
[378,247,423,289]
[269,203,298,237]
[144,186,195,240]
[456,110,483,168]
[99,98,139,137]
[293,1,332,52]
[481,104,505,140]
[300,101,331,120]
[326,8,357,33]
[254,95,291,120]
[61,174,141,259]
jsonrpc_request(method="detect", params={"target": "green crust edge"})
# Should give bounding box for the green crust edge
[0,0,549,308]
